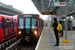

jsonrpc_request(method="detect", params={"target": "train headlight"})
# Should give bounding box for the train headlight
[18,31,21,34]
[34,31,37,35]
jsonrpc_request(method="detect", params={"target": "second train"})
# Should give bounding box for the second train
[16,14,44,43]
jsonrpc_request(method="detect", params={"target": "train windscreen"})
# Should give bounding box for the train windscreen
[32,18,37,29]
[18,18,24,29]
[25,18,30,29]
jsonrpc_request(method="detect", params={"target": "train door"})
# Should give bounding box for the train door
[9,19,13,33]
[24,17,31,41]
[14,19,17,34]
[5,18,9,36]
[11,18,14,33]
[8,19,12,34]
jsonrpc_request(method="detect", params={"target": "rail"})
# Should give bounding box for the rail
[0,37,16,49]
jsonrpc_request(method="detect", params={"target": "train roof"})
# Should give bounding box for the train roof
[0,14,12,19]
[37,14,44,21]
[39,17,44,21]
[12,15,17,19]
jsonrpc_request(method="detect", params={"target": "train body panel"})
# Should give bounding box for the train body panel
[0,26,4,38]
[0,15,17,43]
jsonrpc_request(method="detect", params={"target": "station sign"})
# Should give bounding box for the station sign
[42,12,56,15]
[54,2,66,6]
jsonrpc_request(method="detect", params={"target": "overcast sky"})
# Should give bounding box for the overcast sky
[1,0,48,20]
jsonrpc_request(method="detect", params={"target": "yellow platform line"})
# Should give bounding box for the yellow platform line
[42,28,46,50]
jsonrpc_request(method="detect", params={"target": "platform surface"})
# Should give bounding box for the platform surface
[36,27,75,50]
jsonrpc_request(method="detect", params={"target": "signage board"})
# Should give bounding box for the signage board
[54,2,66,6]
[42,12,56,15]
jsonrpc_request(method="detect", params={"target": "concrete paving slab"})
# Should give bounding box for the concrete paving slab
[36,27,75,50]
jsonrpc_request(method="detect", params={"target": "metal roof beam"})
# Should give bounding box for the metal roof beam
[0,2,23,15]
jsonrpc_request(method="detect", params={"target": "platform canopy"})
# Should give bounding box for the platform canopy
[0,2,23,16]
[32,0,75,16]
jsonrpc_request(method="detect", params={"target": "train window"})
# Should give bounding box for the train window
[11,19,13,27]
[8,22,10,27]
[7,19,11,27]
[32,18,37,29]
[15,22,17,27]
[25,18,30,29]
[14,19,15,27]
[15,19,16,21]
[7,18,9,21]
[18,18,24,29]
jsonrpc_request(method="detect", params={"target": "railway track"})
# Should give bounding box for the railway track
[5,38,22,50]
[0,37,16,50]
[16,44,35,50]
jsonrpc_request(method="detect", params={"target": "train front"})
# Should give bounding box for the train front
[17,14,39,43]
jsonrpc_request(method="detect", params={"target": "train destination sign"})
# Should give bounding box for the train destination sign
[42,12,56,15]
[24,15,32,17]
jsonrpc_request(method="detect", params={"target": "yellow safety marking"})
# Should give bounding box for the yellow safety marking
[42,28,46,50]
[50,26,54,31]
[63,40,70,43]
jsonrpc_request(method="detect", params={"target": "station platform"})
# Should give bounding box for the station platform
[35,27,75,50]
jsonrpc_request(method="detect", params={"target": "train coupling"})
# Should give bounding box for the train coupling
[25,36,30,42]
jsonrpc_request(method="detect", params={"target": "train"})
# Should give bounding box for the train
[0,15,17,43]
[0,14,44,44]
[16,14,44,43]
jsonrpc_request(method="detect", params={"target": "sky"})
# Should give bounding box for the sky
[0,0,48,20]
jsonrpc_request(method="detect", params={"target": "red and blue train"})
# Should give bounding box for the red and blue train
[16,14,44,43]
[0,15,17,43]
[0,14,44,44]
